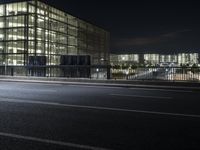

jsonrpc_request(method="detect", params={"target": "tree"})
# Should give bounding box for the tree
[131,64,137,70]
[112,65,121,70]
[191,64,199,74]
[122,64,129,70]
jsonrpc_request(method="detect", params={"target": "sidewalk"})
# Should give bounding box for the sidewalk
[0,76,200,91]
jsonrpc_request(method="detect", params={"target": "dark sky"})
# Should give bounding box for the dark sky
[5,0,200,54]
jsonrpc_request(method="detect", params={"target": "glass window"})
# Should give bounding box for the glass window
[6,2,27,16]
[68,26,77,36]
[0,5,5,16]
[17,2,27,14]
[0,29,4,41]
[37,41,45,54]
[68,46,77,55]
[68,15,77,27]
[28,41,35,54]
[28,5,35,13]
[68,36,77,46]
[6,4,15,15]
[0,42,4,53]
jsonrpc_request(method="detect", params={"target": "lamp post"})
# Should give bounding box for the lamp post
[3,61,6,76]
[96,68,99,79]
[126,70,129,80]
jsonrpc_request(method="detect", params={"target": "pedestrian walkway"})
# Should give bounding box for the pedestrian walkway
[0,76,200,91]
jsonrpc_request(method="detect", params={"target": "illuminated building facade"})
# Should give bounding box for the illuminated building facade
[111,53,199,66]
[110,54,139,66]
[0,0,110,78]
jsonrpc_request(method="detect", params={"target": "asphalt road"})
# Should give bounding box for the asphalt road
[0,81,200,150]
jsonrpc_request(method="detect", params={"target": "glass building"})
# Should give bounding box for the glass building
[144,54,160,65]
[111,53,199,66]
[178,53,199,65]
[0,0,110,78]
[110,54,139,66]
[160,54,178,64]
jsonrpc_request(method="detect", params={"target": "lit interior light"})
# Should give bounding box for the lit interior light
[37,50,42,53]
[21,7,27,12]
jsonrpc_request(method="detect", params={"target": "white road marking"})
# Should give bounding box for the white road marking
[0,98,200,118]
[109,94,173,99]
[0,132,110,150]
[67,84,124,89]
[0,87,57,92]
[129,87,193,93]
[33,89,57,92]
[64,85,193,93]
[22,89,57,92]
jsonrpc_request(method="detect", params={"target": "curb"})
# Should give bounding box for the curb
[0,78,200,91]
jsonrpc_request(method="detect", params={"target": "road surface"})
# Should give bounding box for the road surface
[0,81,200,150]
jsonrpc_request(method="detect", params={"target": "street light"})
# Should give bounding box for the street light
[96,68,99,79]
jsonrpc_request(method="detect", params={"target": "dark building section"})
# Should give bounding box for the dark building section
[29,56,46,66]
[28,56,46,76]
[61,67,91,78]
[60,55,91,78]
[60,55,90,66]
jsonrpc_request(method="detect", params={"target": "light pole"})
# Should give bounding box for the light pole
[3,61,6,76]
[126,70,129,80]
[96,68,99,79]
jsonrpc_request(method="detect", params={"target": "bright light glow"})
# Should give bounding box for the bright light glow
[21,7,26,12]
[8,35,24,40]
[0,22,4,28]
[0,34,4,39]
[38,18,44,22]
[37,50,42,53]
[9,23,24,27]
[13,60,17,65]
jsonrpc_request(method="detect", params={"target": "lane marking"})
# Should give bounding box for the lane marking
[109,94,173,99]
[67,84,123,89]
[64,85,194,93]
[0,132,110,150]
[0,98,200,119]
[129,87,193,93]
[23,89,57,92]
[0,87,57,92]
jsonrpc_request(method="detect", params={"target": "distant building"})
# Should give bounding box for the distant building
[110,53,199,66]
[0,0,110,79]
[110,54,139,65]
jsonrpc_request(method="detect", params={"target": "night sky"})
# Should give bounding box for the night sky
[4,0,200,54]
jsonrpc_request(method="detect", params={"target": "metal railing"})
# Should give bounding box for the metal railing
[111,67,200,82]
[1,66,200,82]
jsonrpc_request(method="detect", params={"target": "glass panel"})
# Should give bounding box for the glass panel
[0,5,5,16]
[0,29,4,41]
[68,46,77,55]
[6,2,27,16]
